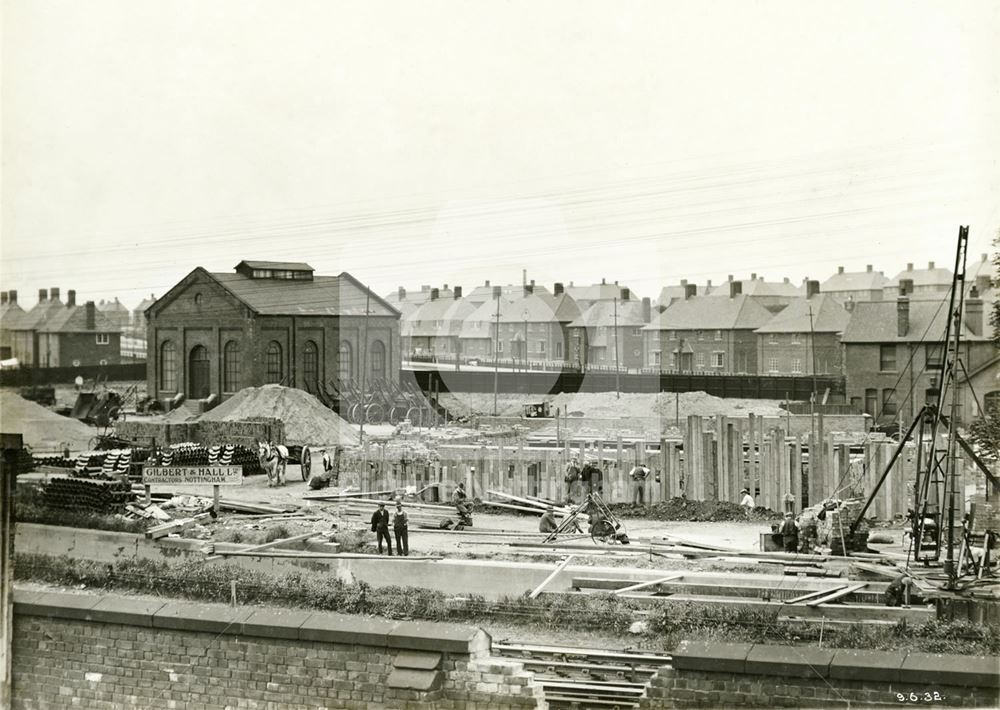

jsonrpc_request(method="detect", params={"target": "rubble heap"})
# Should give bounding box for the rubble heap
[0,391,96,452]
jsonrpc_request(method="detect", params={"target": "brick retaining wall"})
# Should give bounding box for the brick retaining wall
[639,641,999,709]
[11,590,544,709]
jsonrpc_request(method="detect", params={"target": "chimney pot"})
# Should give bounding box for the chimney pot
[38,289,48,303]
[897,296,910,337]
[85,301,96,330]
[838,266,844,274]
[398,286,406,301]
[454,286,462,299]
[866,264,873,272]
[729,281,742,298]
[554,282,564,296]
[67,290,76,307]
[8,290,16,305]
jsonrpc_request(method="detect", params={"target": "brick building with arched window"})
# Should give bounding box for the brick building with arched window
[145,261,400,404]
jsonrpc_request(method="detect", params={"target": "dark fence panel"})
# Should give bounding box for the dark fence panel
[404,368,845,401]
[0,363,147,387]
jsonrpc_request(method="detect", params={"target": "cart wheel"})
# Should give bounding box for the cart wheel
[301,447,311,481]
[591,520,617,544]
[406,407,422,428]
[365,403,385,424]
[349,403,363,424]
[388,406,403,425]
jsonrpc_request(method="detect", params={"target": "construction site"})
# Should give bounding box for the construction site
[0,231,997,709]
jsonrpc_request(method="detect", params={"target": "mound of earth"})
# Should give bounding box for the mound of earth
[197,385,358,446]
[0,390,96,452]
[611,497,782,523]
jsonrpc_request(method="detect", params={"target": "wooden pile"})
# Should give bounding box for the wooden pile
[484,490,590,524]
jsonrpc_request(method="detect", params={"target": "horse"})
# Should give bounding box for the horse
[257,440,289,487]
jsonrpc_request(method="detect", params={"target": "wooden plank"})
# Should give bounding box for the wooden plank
[612,574,684,595]
[804,582,867,607]
[528,555,575,599]
[784,585,848,605]
[145,513,211,540]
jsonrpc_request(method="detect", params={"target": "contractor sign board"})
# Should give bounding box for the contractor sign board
[142,465,243,486]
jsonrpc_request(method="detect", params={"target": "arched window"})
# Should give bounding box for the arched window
[338,341,353,383]
[223,341,241,392]
[159,341,177,392]
[303,340,319,390]
[266,341,283,384]
[370,339,386,381]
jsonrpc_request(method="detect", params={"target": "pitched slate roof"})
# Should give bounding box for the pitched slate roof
[0,304,27,331]
[459,296,515,339]
[821,268,889,293]
[403,296,477,337]
[886,264,953,288]
[840,298,991,343]
[237,260,314,271]
[644,295,775,331]
[564,282,635,305]
[98,298,130,313]
[209,271,398,317]
[12,298,65,331]
[383,287,455,308]
[37,305,120,333]
[755,295,851,334]
[539,293,583,323]
[568,299,647,329]
[967,253,996,284]
[708,278,802,298]
[464,284,540,305]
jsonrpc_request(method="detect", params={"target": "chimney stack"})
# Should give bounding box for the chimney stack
[0,292,7,306]
[485,279,490,287]
[684,284,697,300]
[899,278,914,297]
[453,286,462,299]
[751,273,757,280]
[8,290,16,305]
[49,287,60,301]
[430,288,439,301]
[897,296,910,337]
[492,286,501,300]
[601,277,606,285]
[67,290,76,307]
[85,301,96,330]
[398,286,406,301]
[906,263,914,271]
[38,289,48,304]
[727,274,734,282]
[964,287,983,336]
[928,261,935,270]
[866,264,873,273]
[729,281,742,299]
[620,287,630,301]
[554,282,564,296]
[706,279,712,289]
[523,285,531,297]
[443,283,448,290]
[838,266,845,274]
[641,297,651,323]
[806,280,820,298]
[680,279,688,287]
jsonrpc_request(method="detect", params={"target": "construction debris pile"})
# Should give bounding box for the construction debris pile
[610,497,783,523]
[0,391,96,452]
[43,477,134,515]
[198,385,358,446]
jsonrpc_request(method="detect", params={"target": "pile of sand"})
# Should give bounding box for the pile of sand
[197,385,359,446]
[0,390,97,452]
[438,391,787,420]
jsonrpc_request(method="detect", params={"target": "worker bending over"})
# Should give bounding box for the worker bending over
[539,506,559,533]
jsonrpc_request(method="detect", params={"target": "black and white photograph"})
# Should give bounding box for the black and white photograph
[1,1,999,708]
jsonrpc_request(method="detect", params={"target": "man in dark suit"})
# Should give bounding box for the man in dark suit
[370,502,392,555]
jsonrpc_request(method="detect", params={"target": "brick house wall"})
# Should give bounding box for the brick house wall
[757,332,841,375]
[644,329,757,374]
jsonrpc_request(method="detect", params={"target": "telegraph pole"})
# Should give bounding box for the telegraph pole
[359,287,371,442]
[613,297,621,399]
[492,287,500,417]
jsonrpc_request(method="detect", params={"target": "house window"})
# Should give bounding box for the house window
[791,358,802,373]
[668,331,676,340]
[303,340,319,389]
[370,339,386,381]
[768,333,779,344]
[498,340,504,354]
[926,344,943,370]
[555,342,563,358]
[768,357,779,373]
[790,333,802,344]
[879,345,897,372]
[538,340,545,354]
[266,341,283,384]
[697,330,704,341]
[864,388,877,415]
[653,351,661,366]
[695,352,705,369]
[95,333,110,345]
[882,389,897,416]
[338,341,353,382]
[712,352,725,368]
[159,341,177,392]
[223,341,241,392]
[714,330,722,341]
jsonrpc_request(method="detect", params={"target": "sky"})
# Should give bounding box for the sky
[3,0,999,309]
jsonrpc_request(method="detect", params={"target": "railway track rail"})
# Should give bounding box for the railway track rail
[494,642,672,709]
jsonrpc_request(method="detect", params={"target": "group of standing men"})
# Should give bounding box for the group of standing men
[370,501,409,556]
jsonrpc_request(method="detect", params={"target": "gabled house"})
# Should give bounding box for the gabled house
[0,291,26,360]
[966,253,995,296]
[820,264,888,303]
[98,298,131,331]
[840,287,994,424]
[464,281,547,306]
[884,261,953,300]
[708,274,802,313]
[643,285,776,373]
[567,290,652,370]
[401,287,476,360]
[495,285,581,365]
[146,260,400,402]
[457,289,515,361]
[384,284,454,313]
[754,282,850,375]
[564,279,635,311]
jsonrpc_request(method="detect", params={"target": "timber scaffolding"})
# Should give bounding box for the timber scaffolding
[337,413,975,518]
